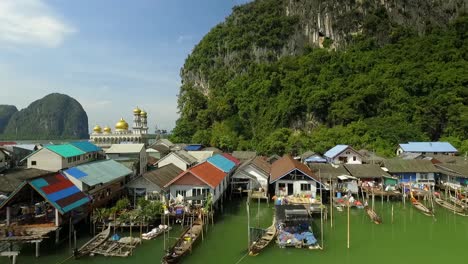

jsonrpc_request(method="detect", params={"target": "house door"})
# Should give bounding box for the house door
[287,183,294,195]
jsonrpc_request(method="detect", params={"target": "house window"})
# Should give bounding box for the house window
[31,161,37,165]
[422,152,426,155]
[420,173,428,180]
[67,158,72,163]
[346,151,350,154]
[78,155,81,161]
[300,184,311,191]
[278,183,286,191]
[176,190,186,197]
[353,156,357,161]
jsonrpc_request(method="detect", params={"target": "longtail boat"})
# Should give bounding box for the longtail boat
[74,225,111,259]
[410,196,433,216]
[249,219,277,256]
[364,206,382,224]
[449,195,468,209]
[162,219,203,263]
[434,196,467,216]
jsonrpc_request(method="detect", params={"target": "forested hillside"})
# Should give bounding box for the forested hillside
[1,93,89,140]
[172,0,468,156]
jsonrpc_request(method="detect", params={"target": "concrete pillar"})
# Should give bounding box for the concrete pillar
[35,241,40,258]
[6,207,11,226]
[55,209,60,227]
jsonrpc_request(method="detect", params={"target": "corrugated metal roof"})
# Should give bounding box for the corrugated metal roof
[70,141,101,153]
[174,150,198,164]
[165,162,226,189]
[383,159,438,173]
[45,144,85,158]
[436,163,468,177]
[143,164,183,190]
[30,173,90,214]
[64,159,132,186]
[344,164,391,178]
[399,142,457,153]
[188,151,213,162]
[324,145,350,159]
[106,144,144,154]
[232,151,257,161]
[221,153,240,166]
[207,154,235,173]
[0,168,53,193]
[308,163,349,179]
[304,155,327,163]
[270,155,319,183]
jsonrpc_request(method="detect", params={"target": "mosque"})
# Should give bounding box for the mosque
[90,107,157,148]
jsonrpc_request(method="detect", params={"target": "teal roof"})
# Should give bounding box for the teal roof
[64,159,132,187]
[70,141,101,153]
[45,144,85,158]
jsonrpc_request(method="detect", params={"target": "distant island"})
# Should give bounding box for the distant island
[0,93,89,140]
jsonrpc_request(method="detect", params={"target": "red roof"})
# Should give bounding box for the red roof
[0,142,16,146]
[222,153,240,166]
[165,162,227,189]
[270,155,319,183]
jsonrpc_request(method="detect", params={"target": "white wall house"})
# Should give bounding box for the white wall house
[324,145,362,164]
[156,150,197,171]
[231,156,271,191]
[164,162,227,204]
[270,155,323,197]
[25,144,93,172]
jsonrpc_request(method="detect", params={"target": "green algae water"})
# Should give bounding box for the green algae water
[1,199,467,264]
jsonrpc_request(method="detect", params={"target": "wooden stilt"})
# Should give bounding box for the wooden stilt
[347,201,350,249]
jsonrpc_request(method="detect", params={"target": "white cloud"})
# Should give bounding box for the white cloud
[0,0,75,48]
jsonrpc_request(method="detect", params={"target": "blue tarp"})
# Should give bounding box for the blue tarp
[65,167,88,179]
[184,144,204,151]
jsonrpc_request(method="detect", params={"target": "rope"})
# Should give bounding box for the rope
[55,254,73,264]
[234,252,249,264]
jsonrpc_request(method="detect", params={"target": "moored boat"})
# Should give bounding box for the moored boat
[434,196,467,216]
[142,225,172,240]
[410,196,433,217]
[249,219,277,256]
[364,206,382,224]
[162,219,203,263]
[74,225,111,259]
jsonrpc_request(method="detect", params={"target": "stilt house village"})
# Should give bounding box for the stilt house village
[0,109,467,262]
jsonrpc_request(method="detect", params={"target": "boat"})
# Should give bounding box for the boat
[364,206,382,224]
[74,225,111,259]
[249,219,277,256]
[410,196,433,217]
[142,225,172,240]
[434,196,467,216]
[162,219,203,263]
[449,195,468,209]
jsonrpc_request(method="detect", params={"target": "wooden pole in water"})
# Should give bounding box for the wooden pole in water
[372,189,375,211]
[257,196,260,227]
[320,172,324,250]
[391,204,394,223]
[330,174,333,228]
[246,199,250,251]
[347,200,350,249]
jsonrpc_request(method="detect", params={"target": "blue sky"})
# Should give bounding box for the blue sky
[0,0,250,133]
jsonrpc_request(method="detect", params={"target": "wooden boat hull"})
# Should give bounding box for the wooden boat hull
[162,220,203,264]
[249,223,277,256]
[74,225,111,259]
[410,197,433,216]
[364,206,382,224]
[435,197,467,216]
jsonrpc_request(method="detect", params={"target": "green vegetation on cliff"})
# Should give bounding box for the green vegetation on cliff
[172,0,468,156]
[0,105,18,134]
[1,93,89,140]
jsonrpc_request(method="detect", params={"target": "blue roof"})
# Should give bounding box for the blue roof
[64,159,132,186]
[70,141,101,153]
[324,145,349,159]
[207,154,236,173]
[399,142,457,153]
[184,144,204,151]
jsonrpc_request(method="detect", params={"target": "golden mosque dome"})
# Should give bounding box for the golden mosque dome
[93,125,102,133]
[115,118,129,130]
[103,126,112,133]
[133,107,141,115]
[140,110,147,117]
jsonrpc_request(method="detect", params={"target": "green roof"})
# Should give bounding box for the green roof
[64,159,132,186]
[45,144,85,158]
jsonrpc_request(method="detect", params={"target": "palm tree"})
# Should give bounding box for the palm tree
[92,208,110,232]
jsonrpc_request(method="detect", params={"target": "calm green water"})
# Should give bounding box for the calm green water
[2,198,467,264]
